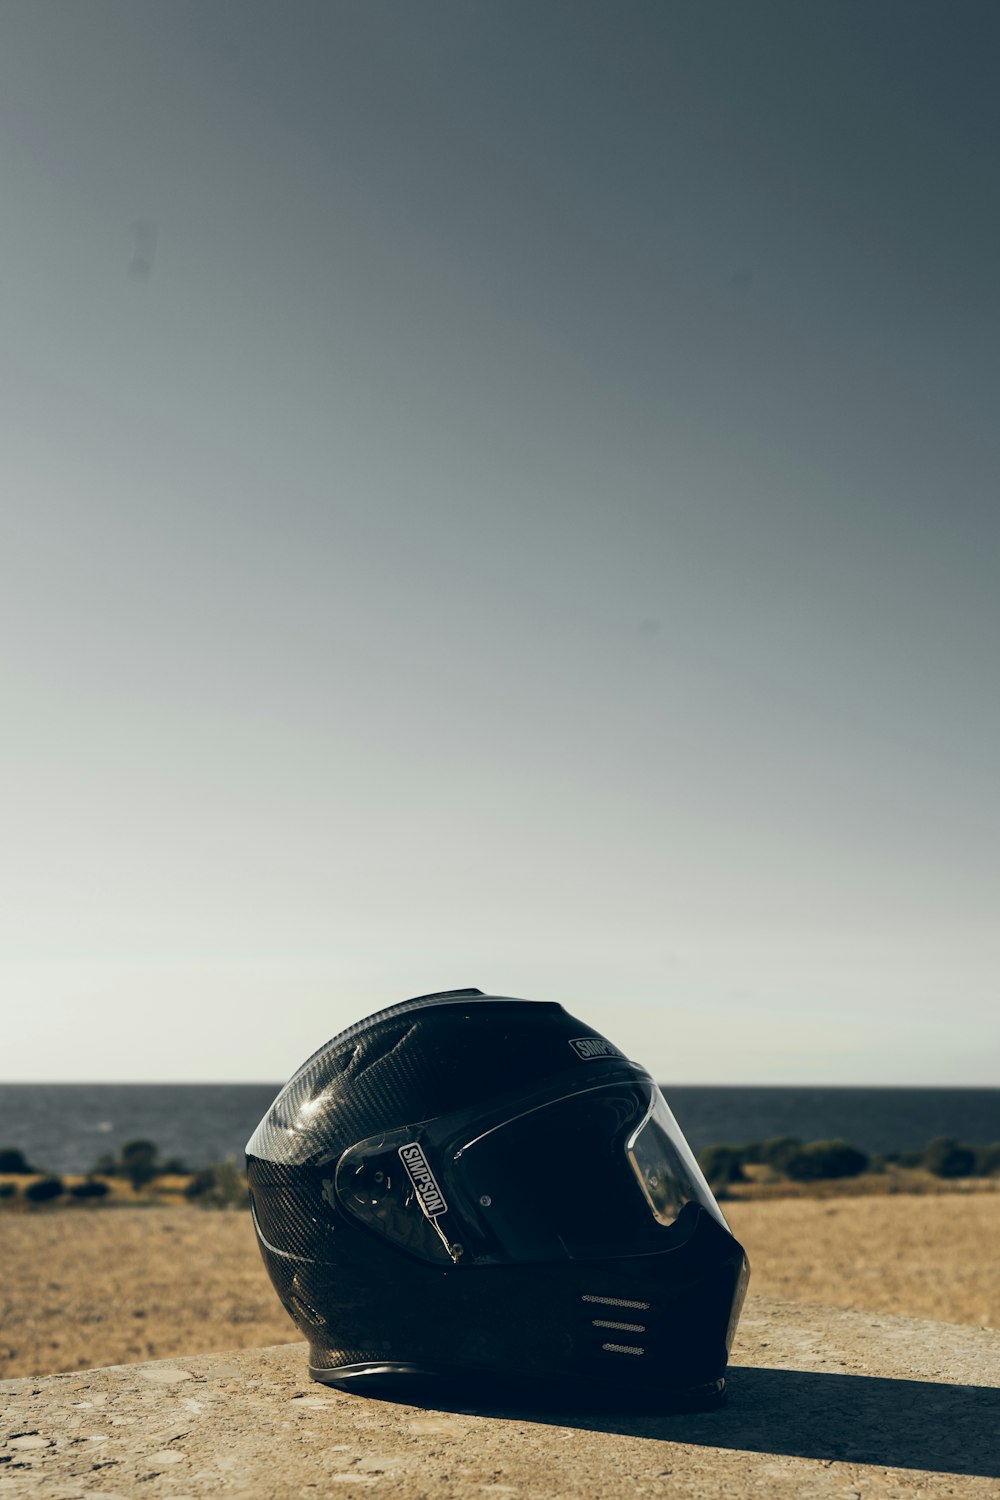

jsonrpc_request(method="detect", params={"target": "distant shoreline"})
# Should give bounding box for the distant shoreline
[4,1081,999,1175]
[2,1165,999,1210]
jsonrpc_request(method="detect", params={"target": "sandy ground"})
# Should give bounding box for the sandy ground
[2,1193,998,1380]
[725,1193,1000,1329]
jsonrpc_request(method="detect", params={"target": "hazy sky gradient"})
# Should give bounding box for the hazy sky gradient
[2,2,998,1083]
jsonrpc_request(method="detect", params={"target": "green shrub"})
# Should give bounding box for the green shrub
[120,1139,160,1192]
[0,1147,34,1174]
[973,1143,1000,1177]
[184,1167,217,1199]
[70,1178,110,1199]
[0,1182,17,1199]
[184,1158,248,1209]
[24,1175,65,1203]
[785,1140,869,1181]
[881,1149,925,1169]
[744,1137,803,1172]
[91,1152,118,1176]
[698,1144,746,1186]
[923,1138,976,1178]
[161,1157,189,1175]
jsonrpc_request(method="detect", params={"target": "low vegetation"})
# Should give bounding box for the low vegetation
[696,1133,1000,1195]
[785,1139,869,1181]
[3,1132,998,1212]
[91,1140,189,1188]
[0,1147,34,1174]
[0,1139,248,1212]
[183,1158,249,1209]
[69,1179,110,1200]
[23,1176,65,1203]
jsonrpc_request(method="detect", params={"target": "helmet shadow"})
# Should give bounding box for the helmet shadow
[363,1365,999,1479]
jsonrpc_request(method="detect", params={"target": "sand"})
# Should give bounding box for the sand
[2,1193,998,1380]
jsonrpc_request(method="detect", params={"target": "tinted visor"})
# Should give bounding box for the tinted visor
[336,1079,727,1267]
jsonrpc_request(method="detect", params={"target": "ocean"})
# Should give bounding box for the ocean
[1,1082,998,1176]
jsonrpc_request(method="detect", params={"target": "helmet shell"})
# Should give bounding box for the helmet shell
[247,989,749,1405]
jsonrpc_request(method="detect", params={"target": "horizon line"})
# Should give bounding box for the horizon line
[2,1078,997,1090]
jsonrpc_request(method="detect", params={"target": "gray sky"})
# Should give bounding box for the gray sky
[2,1,998,1084]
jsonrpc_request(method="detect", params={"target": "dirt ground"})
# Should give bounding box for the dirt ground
[2,1193,998,1380]
[725,1192,1000,1329]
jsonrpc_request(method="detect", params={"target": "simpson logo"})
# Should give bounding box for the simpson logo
[398,1143,448,1219]
[570,1036,626,1060]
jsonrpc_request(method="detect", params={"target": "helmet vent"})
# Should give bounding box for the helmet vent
[600,1342,645,1356]
[591,1318,646,1333]
[581,1294,650,1310]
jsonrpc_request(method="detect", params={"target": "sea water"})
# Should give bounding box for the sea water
[0,1082,997,1175]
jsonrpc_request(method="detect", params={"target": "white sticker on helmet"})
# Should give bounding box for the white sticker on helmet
[398,1143,449,1218]
[569,1037,626,1060]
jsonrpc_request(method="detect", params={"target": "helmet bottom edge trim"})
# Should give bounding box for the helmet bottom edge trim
[308,1358,728,1411]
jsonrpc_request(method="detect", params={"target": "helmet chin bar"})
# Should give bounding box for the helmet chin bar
[253,1182,748,1406]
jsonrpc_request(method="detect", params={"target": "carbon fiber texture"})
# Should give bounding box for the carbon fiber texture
[259,1202,746,1392]
[245,989,749,1397]
[247,992,622,1167]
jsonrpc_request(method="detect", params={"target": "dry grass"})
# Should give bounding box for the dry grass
[725,1162,1000,1199]
[0,1204,297,1380]
[725,1192,1000,1329]
[2,1191,997,1381]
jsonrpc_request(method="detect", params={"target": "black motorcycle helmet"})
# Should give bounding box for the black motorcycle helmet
[246,989,749,1407]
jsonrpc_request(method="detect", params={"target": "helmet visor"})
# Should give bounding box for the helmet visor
[335,1078,727,1267]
